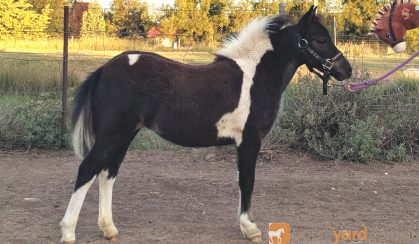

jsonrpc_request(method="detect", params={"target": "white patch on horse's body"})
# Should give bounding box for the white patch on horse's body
[73,109,95,159]
[128,54,141,66]
[60,176,96,243]
[98,170,118,239]
[216,17,274,146]
[239,212,262,242]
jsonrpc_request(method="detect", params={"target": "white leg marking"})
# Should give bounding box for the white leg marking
[60,176,96,243]
[215,27,273,146]
[239,212,262,242]
[238,189,242,218]
[127,54,141,66]
[237,171,241,217]
[98,170,118,239]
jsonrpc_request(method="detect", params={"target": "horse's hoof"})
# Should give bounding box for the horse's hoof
[240,214,262,242]
[248,232,262,242]
[240,226,262,242]
[105,235,118,241]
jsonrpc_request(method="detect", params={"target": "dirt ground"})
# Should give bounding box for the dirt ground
[0,148,418,244]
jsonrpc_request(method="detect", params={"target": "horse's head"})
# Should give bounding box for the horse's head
[295,6,352,81]
[370,0,417,53]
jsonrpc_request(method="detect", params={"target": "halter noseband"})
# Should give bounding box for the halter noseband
[298,38,342,95]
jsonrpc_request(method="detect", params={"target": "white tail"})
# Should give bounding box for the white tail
[72,108,95,159]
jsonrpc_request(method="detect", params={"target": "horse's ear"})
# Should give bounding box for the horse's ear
[297,5,317,34]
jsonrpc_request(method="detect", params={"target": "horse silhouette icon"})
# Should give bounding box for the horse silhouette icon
[269,223,290,244]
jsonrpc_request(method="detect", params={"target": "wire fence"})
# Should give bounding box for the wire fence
[0,6,418,153]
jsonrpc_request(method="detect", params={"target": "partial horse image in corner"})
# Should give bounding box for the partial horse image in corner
[370,0,419,53]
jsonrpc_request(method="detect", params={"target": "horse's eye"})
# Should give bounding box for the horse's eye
[317,38,327,44]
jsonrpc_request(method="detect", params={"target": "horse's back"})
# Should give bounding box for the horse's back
[92,51,244,146]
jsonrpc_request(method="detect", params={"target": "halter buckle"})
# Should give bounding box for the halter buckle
[323,59,334,71]
[298,39,308,48]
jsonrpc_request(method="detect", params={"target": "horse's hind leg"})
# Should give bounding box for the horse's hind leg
[60,164,97,244]
[97,133,136,240]
[237,130,262,242]
[98,170,118,240]
[60,128,137,243]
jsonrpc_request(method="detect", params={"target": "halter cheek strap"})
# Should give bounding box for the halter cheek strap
[298,39,342,95]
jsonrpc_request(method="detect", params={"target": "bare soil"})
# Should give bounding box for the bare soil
[0,149,418,244]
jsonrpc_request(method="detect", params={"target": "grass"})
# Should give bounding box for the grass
[1,49,417,94]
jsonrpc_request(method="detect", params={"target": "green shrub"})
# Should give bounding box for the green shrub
[130,129,178,150]
[269,76,418,162]
[344,117,383,162]
[0,93,64,149]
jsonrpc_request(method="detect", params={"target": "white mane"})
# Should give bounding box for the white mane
[217,16,274,60]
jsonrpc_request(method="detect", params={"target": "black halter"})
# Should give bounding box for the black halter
[298,38,342,95]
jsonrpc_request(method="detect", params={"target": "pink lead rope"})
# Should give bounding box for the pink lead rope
[343,50,419,92]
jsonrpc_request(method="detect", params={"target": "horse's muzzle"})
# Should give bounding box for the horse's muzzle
[331,57,352,81]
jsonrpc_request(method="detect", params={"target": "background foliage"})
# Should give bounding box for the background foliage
[1,0,417,51]
[0,0,51,39]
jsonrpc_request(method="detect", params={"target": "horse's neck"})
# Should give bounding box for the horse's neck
[258,52,301,96]
[395,3,419,29]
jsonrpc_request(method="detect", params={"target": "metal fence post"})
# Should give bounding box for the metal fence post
[61,6,69,148]
[279,2,286,116]
[279,2,286,15]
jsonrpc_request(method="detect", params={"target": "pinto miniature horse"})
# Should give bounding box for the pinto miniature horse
[60,6,352,243]
[370,0,419,53]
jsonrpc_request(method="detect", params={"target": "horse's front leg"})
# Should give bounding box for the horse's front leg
[237,131,262,242]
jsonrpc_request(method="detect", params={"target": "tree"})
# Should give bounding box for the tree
[28,0,65,35]
[338,0,380,38]
[227,0,254,33]
[251,0,278,16]
[81,2,106,37]
[160,0,234,44]
[286,0,327,19]
[405,28,419,53]
[209,0,232,41]
[160,0,204,44]
[0,0,51,39]
[110,0,153,37]
[110,0,126,34]
[125,0,153,36]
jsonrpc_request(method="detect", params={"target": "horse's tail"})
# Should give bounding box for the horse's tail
[72,67,102,159]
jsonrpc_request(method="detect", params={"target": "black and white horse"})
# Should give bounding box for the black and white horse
[60,6,352,243]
